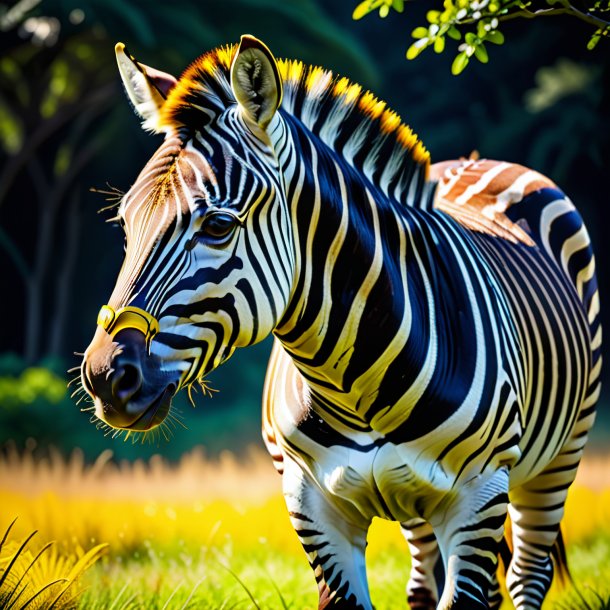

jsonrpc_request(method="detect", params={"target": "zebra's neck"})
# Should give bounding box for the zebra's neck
[263,57,437,424]
[271,114,433,426]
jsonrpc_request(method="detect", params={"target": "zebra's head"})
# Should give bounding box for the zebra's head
[81,36,293,431]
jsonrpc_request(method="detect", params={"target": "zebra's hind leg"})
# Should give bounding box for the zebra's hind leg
[400,518,442,609]
[507,482,567,609]
[282,460,373,610]
[432,467,510,609]
[507,390,597,610]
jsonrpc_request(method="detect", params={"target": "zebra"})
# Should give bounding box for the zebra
[81,35,602,610]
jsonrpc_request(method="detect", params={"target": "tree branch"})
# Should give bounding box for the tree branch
[0,223,29,281]
[555,0,610,30]
[0,82,116,210]
[462,2,610,30]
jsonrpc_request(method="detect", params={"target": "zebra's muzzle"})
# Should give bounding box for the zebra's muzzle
[112,382,175,431]
[82,313,178,430]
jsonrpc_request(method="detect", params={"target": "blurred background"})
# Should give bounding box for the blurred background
[1,0,609,463]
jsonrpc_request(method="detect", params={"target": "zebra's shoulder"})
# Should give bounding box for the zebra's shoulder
[431,157,557,246]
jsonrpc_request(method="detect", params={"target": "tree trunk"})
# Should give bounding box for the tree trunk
[48,189,80,356]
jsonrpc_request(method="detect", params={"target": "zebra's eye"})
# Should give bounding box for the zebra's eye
[186,211,240,250]
[202,212,238,238]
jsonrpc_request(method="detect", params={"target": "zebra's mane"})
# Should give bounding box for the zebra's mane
[159,44,433,209]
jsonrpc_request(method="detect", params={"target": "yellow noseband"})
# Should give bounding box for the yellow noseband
[97,305,160,349]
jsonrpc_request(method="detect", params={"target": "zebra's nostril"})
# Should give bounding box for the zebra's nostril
[111,363,143,405]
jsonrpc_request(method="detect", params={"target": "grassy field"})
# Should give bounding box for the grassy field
[1,446,610,609]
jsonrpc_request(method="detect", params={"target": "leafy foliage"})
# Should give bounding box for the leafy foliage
[0,354,66,409]
[353,0,610,73]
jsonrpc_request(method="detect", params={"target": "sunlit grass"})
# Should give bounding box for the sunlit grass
[0,518,107,610]
[1,446,609,608]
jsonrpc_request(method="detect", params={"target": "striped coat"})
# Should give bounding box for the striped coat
[81,36,601,610]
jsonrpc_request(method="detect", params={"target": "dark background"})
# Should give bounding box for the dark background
[0,0,608,461]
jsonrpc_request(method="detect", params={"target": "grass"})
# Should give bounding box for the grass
[0,518,107,610]
[1,446,610,609]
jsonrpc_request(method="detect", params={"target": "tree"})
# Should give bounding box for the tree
[353,0,610,73]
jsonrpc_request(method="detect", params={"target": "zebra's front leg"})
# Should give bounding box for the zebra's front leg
[401,518,505,610]
[431,467,510,609]
[283,460,373,609]
[401,518,442,610]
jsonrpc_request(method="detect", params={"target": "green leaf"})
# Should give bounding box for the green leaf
[392,0,405,12]
[474,43,489,63]
[434,36,446,53]
[486,30,505,44]
[451,51,470,75]
[447,26,462,40]
[412,26,429,39]
[379,3,390,17]
[465,32,477,44]
[353,1,373,20]
[426,9,441,22]
[406,40,428,60]
[587,34,601,50]
[0,100,23,154]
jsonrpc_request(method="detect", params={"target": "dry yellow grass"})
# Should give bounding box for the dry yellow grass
[2,445,609,555]
[1,445,609,608]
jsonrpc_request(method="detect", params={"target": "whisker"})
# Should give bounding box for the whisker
[91,183,125,214]
[186,384,197,408]
[198,377,219,398]
[168,412,187,430]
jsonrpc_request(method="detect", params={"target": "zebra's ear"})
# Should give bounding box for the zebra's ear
[115,42,177,132]
[230,35,283,131]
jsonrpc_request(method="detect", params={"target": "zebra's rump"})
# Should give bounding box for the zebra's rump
[431,158,598,326]
[431,158,554,246]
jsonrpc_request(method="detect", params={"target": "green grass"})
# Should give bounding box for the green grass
[75,537,610,610]
[3,449,609,610]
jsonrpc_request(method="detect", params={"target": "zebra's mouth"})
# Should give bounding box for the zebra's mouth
[120,384,175,431]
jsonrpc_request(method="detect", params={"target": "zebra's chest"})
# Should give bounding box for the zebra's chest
[300,438,473,524]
